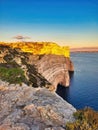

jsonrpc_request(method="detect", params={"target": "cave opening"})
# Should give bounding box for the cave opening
[56,84,69,101]
[69,71,74,79]
[56,71,74,102]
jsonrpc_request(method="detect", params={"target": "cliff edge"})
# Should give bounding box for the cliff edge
[0,42,74,90]
[0,43,76,130]
[0,80,76,130]
[0,42,70,57]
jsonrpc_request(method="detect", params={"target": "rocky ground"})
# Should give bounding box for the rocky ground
[0,44,76,130]
[0,80,76,130]
[0,44,74,90]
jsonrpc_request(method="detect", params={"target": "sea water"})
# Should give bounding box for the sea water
[56,53,98,110]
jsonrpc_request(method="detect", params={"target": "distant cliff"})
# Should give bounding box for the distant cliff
[70,47,98,52]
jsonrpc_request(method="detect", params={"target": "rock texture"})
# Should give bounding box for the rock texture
[0,45,51,88]
[0,80,76,130]
[0,44,74,91]
[36,55,73,90]
[0,43,76,129]
[0,42,70,57]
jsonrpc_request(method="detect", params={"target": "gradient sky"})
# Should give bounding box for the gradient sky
[0,0,98,47]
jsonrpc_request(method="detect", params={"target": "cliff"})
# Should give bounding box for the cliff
[0,80,76,130]
[0,43,76,129]
[0,45,51,88]
[36,54,74,90]
[70,47,98,52]
[0,42,74,90]
[0,42,70,57]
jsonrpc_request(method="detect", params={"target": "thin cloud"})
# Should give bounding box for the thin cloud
[13,35,31,40]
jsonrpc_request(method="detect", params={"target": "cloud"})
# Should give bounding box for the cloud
[13,35,30,40]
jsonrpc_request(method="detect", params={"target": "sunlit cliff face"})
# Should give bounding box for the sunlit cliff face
[0,42,70,57]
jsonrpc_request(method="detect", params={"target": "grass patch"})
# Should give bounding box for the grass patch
[66,107,98,130]
[0,67,26,84]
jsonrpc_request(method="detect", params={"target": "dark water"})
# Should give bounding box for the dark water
[56,53,98,110]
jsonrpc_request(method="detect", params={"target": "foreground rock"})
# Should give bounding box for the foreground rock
[0,81,76,130]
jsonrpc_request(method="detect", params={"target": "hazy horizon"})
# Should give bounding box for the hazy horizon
[0,0,98,48]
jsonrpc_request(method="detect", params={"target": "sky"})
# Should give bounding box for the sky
[0,0,98,48]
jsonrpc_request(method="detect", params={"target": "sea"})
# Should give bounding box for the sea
[56,53,98,111]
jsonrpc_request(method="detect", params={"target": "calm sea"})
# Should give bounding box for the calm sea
[56,53,98,110]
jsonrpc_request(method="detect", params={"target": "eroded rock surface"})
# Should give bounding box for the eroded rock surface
[0,44,74,91]
[0,81,76,130]
[36,55,74,90]
[0,45,51,88]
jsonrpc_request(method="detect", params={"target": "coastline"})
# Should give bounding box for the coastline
[70,47,98,53]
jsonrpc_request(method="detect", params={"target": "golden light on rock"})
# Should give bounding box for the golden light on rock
[0,42,70,57]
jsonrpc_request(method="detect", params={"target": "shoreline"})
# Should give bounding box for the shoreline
[70,47,98,53]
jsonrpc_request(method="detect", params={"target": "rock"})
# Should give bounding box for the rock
[36,55,73,90]
[0,45,51,88]
[0,44,74,91]
[44,127,65,130]
[0,123,30,130]
[65,58,74,72]
[0,81,76,130]
[0,43,76,129]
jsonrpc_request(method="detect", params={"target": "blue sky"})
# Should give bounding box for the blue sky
[0,0,98,47]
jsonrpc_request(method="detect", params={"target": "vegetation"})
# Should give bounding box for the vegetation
[66,107,98,130]
[0,67,27,84]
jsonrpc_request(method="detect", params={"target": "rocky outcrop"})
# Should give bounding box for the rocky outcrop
[36,55,74,90]
[0,43,76,129]
[0,42,70,57]
[0,45,51,88]
[0,80,76,130]
[0,44,74,91]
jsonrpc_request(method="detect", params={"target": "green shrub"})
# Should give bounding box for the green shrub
[66,107,98,130]
[0,67,26,84]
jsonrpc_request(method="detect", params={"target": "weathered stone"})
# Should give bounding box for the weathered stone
[36,55,73,90]
[44,127,65,130]
[0,44,75,130]
[0,44,74,91]
[0,81,76,130]
[0,123,30,130]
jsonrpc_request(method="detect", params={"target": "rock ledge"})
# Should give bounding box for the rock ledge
[0,80,76,130]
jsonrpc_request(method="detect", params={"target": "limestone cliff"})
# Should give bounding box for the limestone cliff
[0,42,70,57]
[0,43,74,90]
[0,43,76,130]
[0,80,76,130]
[0,45,51,88]
[36,55,73,90]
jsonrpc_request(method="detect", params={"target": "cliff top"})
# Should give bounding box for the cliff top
[0,43,73,90]
[0,42,70,57]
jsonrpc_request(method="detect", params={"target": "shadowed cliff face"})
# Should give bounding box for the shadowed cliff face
[36,55,74,90]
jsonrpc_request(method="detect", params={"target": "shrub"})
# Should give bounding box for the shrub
[66,107,98,130]
[0,67,26,84]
